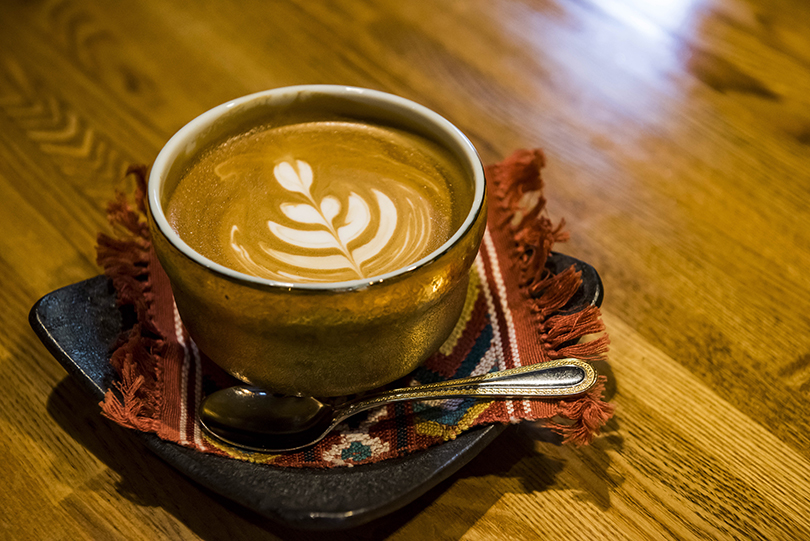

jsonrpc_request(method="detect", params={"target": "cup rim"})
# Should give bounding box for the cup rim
[148,85,486,291]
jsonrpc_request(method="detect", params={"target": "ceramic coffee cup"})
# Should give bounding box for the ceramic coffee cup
[148,85,487,397]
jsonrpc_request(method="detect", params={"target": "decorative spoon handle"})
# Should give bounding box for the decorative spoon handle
[337,358,596,420]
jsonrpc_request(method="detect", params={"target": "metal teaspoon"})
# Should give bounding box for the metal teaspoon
[198,358,597,452]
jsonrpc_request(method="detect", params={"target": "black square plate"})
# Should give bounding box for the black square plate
[28,252,601,530]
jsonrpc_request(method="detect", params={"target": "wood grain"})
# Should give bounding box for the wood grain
[2,0,809,539]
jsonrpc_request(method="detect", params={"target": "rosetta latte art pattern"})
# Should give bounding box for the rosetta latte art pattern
[228,159,434,282]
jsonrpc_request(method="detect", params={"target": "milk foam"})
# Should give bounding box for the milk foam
[166,120,467,283]
[227,159,422,282]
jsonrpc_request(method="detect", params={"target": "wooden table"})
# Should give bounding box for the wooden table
[2,0,809,539]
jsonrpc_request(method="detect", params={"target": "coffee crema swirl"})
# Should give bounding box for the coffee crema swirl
[166,120,469,283]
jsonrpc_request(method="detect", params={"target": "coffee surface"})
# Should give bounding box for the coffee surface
[166,120,470,283]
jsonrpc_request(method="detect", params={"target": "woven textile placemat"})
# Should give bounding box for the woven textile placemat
[96,149,614,468]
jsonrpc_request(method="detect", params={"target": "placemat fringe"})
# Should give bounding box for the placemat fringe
[488,149,613,444]
[96,165,164,432]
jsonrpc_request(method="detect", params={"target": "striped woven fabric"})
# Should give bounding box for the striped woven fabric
[96,149,614,468]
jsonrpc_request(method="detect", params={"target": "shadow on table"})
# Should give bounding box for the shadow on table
[46,364,622,540]
[515,358,625,511]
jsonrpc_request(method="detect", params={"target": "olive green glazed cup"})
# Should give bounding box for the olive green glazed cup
[147,85,487,397]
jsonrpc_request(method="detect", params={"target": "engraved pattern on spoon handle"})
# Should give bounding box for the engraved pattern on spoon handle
[336,359,597,422]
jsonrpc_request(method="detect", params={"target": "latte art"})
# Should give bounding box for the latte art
[229,158,433,281]
[167,120,471,283]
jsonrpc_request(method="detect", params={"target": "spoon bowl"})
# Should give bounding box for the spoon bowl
[199,358,597,452]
